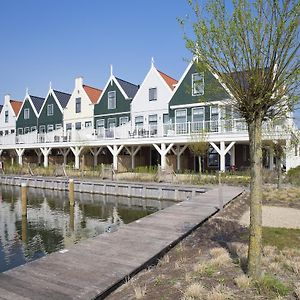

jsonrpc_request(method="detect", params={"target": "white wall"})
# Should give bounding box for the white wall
[0,95,17,134]
[131,66,173,128]
[63,77,95,131]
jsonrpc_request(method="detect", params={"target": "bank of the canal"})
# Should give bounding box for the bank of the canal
[0,184,243,300]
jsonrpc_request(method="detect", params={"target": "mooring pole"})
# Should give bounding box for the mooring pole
[21,182,27,216]
[69,178,75,206]
[22,215,27,243]
[69,204,75,231]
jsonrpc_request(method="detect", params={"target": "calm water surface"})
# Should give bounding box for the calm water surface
[0,185,173,273]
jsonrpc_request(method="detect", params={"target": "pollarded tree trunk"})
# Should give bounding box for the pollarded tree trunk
[247,117,263,279]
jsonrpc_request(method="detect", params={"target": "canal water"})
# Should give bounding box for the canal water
[0,185,173,273]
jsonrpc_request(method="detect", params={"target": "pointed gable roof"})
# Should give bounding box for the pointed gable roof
[83,85,102,104]
[10,100,23,115]
[53,90,71,109]
[30,95,44,113]
[115,77,139,99]
[157,70,178,90]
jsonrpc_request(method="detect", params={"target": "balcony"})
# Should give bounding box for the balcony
[0,118,287,147]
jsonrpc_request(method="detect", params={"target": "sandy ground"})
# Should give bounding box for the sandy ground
[240,206,300,229]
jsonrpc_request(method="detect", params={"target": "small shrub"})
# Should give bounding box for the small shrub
[206,284,233,300]
[182,282,207,300]
[234,274,252,290]
[194,262,216,277]
[132,284,147,299]
[287,166,300,186]
[158,254,170,267]
[255,274,290,298]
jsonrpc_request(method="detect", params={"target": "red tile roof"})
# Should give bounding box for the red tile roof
[83,85,102,104]
[157,70,178,90]
[10,100,22,115]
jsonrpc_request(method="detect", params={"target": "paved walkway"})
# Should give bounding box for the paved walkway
[0,186,243,300]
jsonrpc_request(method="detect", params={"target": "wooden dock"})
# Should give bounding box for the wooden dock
[0,186,243,300]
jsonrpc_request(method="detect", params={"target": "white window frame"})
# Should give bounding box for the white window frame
[108,91,116,110]
[148,114,158,124]
[149,87,157,101]
[175,109,187,124]
[24,108,30,120]
[96,119,105,128]
[55,124,62,130]
[119,116,129,125]
[192,72,204,96]
[75,97,81,113]
[66,123,72,131]
[47,104,54,116]
[108,118,116,128]
[31,126,37,132]
[75,122,81,130]
[39,125,46,133]
[18,128,23,135]
[135,116,144,127]
[85,121,92,127]
[192,107,205,123]
[24,127,30,134]
[4,110,8,123]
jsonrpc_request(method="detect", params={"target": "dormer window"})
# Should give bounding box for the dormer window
[24,108,30,120]
[149,88,157,101]
[47,104,54,116]
[75,98,81,113]
[108,91,116,110]
[4,110,8,123]
[192,72,204,96]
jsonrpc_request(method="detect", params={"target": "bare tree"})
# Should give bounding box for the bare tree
[180,0,299,278]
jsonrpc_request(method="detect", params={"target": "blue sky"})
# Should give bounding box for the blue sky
[0,1,192,101]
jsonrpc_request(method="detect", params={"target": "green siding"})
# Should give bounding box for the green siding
[38,94,62,132]
[16,99,38,134]
[95,113,130,128]
[169,62,229,121]
[94,80,131,128]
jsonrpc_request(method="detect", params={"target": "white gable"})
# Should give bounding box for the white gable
[0,95,18,133]
[63,77,95,130]
[131,65,174,125]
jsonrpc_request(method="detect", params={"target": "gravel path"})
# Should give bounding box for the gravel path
[240,206,300,229]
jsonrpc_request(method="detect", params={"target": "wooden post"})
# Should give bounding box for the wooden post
[21,182,27,216]
[218,171,223,210]
[69,178,75,206]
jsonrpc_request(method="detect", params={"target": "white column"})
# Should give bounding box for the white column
[220,141,225,172]
[210,141,235,172]
[107,145,124,171]
[40,147,52,168]
[16,148,25,166]
[153,143,174,171]
[70,146,83,169]
[230,144,235,166]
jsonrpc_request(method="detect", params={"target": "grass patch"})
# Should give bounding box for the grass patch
[240,227,300,250]
[255,274,291,298]
[262,227,300,250]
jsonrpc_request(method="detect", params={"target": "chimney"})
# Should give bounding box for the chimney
[75,77,83,88]
[4,94,11,105]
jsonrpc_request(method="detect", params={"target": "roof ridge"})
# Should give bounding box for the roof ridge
[83,84,102,91]
[115,77,138,87]
[53,90,71,96]
[157,69,177,82]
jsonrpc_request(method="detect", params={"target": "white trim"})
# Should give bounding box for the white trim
[47,103,54,116]
[16,95,39,119]
[107,117,116,128]
[96,75,130,104]
[119,116,129,125]
[191,72,204,96]
[108,90,116,110]
[170,100,228,110]
[192,107,205,123]
[38,89,63,117]
[94,111,130,117]
[175,108,187,123]
[171,60,194,96]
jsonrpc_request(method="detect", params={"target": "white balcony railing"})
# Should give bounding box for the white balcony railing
[0,118,287,147]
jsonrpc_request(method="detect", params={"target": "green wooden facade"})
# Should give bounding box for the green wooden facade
[168,62,230,122]
[38,94,62,133]
[94,79,131,128]
[16,98,38,135]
